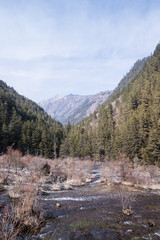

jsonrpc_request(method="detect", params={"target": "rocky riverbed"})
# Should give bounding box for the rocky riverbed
[37,168,160,240]
[1,167,160,240]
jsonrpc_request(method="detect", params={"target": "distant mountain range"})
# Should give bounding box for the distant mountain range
[39,91,112,125]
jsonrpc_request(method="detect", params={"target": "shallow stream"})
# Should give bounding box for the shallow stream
[38,168,160,240]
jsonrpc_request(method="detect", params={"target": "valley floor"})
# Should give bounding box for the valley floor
[0,154,160,240]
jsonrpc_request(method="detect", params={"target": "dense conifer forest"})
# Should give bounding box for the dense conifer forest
[60,44,160,165]
[0,80,63,158]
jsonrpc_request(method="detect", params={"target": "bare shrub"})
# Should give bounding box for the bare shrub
[127,166,151,187]
[3,182,42,239]
[5,147,23,170]
[0,199,41,240]
[65,158,94,181]
[0,205,22,240]
[100,154,133,185]
[0,147,26,177]
[115,185,136,216]
[14,185,41,228]
[117,185,136,211]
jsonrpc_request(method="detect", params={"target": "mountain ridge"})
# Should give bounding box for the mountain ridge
[39,90,112,125]
[105,57,150,104]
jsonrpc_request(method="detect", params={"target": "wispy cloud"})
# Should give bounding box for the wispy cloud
[0,0,160,102]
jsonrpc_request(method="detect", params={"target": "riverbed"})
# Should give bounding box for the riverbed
[38,169,160,240]
[1,168,160,240]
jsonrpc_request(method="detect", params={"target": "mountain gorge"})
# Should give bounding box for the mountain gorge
[39,91,112,125]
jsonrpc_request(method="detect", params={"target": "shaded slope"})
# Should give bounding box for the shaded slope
[0,80,63,157]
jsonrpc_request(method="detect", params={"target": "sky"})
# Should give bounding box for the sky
[0,0,160,103]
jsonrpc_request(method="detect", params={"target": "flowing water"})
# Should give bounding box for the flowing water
[37,168,160,240]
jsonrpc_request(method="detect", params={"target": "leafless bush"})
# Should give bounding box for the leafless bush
[1,181,42,239]
[100,155,133,184]
[0,205,22,240]
[50,158,94,185]
[5,147,23,170]
[0,147,27,179]
[117,185,136,212]
[0,199,41,240]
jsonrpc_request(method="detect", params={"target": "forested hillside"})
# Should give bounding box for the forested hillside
[60,44,160,165]
[0,80,63,158]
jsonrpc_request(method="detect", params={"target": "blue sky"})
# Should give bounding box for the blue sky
[0,0,160,102]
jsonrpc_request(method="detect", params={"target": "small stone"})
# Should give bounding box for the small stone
[127,229,133,233]
[56,203,61,208]
[148,219,155,227]
[122,208,133,216]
